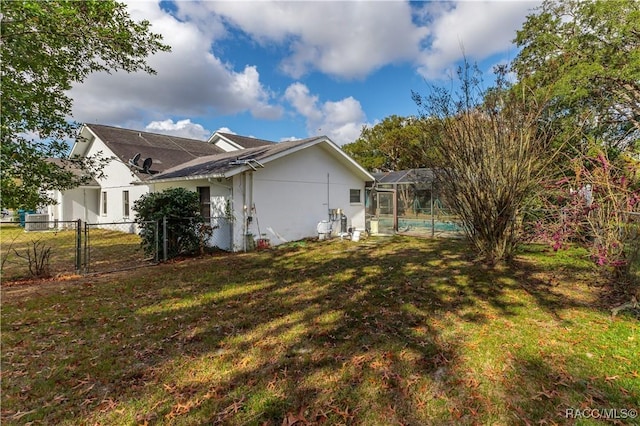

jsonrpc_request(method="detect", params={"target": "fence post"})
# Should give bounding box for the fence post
[155,220,159,263]
[431,181,435,238]
[84,221,89,274]
[163,216,168,262]
[75,219,82,273]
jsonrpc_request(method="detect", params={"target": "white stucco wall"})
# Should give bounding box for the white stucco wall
[231,143,368,250]
[81,137,150,225]
[51,187,100,223]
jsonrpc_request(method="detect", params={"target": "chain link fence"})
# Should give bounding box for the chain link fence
[83,221,158,275]
[1,221,80,280]
[1,216,227,281]
[1,218,159,280]
[209,216,233,251]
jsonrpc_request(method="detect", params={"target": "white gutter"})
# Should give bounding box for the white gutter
[132,173,226,185]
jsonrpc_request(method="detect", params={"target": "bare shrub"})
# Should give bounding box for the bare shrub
[13,239,52,278]
[413,63,554,263]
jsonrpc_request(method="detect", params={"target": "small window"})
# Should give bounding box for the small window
[197,186,211,219]
[102,191,108,215]
[350,189,361,204]
[123,190,130,217]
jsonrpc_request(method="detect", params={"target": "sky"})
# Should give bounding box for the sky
[68,0,541,145]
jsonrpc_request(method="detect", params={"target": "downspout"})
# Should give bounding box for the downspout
[242,172,247,252]
[327,173,330,220]
[242,171,254,252]
[248,171,254,244]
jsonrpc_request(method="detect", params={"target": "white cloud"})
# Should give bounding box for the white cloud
[145,119,209,140]
[195,1,537,80]
[69,1,281,127]
[415,1,539,79]
[279,136,301,142]
[284,83,323,122]
[65,0,540,143]
[203,1,428,79]
[284,83,367,145]
[215,127,236,135]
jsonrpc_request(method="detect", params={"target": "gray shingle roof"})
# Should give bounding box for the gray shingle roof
[372,168,435,184]
[85,124,226,177]
[150,137,324,181]
[46,158,100,187]
[217,132,274,149]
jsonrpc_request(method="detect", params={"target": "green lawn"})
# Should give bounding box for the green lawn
[1,223,147,279]
[1,236,639,425]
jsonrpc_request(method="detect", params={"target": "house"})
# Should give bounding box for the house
[146,136,374,251]
[50,124,374,251]
[48,124,229,225]
[45,158,101,224]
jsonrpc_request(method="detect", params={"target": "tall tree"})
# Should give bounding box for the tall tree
[512,0,640,155]
[1,1,170,209]
[513,0,640,286]
[342,115,440,172]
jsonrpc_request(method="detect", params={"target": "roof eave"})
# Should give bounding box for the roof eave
[141,172,227,185]
[208,132,243,150]
[69,124,97,158]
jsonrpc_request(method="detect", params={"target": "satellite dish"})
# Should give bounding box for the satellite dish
[132,153,141,165]
[142,157,153,173]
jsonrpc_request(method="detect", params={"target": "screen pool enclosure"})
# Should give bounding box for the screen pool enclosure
[366,168,463,236]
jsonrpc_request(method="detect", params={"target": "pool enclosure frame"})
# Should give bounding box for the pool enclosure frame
[366,168,460,236]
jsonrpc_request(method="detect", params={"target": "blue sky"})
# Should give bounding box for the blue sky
[68,0,540,145]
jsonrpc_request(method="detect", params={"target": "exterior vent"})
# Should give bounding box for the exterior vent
[25,214,50,231]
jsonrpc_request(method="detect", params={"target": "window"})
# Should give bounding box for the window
[102,191,108,215]
[350,189,361,204]
[197,186,211,219]
[123,190,130,217]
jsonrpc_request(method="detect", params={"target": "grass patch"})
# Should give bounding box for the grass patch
[2,236,639,425]
[1,223,146,279]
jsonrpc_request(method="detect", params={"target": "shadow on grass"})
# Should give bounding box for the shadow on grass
[1,236,638,425]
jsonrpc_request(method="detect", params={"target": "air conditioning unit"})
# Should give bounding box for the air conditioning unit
[25,214,50,231]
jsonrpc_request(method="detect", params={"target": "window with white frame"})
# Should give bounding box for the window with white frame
[123,190,130,217]
[102,191,107,215]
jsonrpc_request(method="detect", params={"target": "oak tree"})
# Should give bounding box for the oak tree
[512,0,640,155]
[1,1,170,209]
[342,115,441,172]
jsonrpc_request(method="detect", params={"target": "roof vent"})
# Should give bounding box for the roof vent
[229,158,264,171]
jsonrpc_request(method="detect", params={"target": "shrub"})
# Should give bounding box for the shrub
[13,239,52,278]
[134,188,211,259]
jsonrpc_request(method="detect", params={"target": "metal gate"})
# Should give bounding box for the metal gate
[82,221,158,274]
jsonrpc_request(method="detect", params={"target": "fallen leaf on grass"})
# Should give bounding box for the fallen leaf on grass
[282,407,308,425]
[534,385,558,400]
